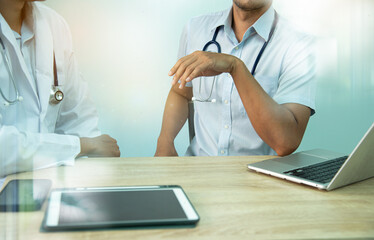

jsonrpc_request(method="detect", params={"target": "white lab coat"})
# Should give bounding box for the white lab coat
[0,3,100,179]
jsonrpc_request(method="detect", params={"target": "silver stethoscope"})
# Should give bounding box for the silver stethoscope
[0,35,64,107]
[192,11,279,103]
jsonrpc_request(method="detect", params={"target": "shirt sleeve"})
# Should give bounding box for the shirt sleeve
[273,34,317,115]
[177,22,194,87]
[0,125,80,178]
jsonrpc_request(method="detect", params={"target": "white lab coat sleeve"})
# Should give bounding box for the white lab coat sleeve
[54,50,101,138]
[0,124,80,178]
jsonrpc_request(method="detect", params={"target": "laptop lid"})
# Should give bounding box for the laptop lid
[327,122,374,190]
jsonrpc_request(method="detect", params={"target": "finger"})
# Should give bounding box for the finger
[114,149,120,157]
[179,61,201,84]
[169,62,183,86]
[172,56,197,86]
[172,56,196,85]
[170,56,191,84]
[178,76,187,89]
[168,57,184,76]
[177,61,199,89]
[169,58,182,77]
[186,62,211,82]
[169,51,200,77]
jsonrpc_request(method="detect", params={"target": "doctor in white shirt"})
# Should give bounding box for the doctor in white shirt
[0,0,120,180]
[155,0,316,157]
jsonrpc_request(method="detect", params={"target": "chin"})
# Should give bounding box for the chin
[233,0,272,11]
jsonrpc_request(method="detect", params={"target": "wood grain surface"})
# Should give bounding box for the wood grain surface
[1,156,373,240]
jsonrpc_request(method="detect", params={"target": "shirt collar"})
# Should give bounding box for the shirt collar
[0,3,34,44]
[252,6,275,42]
[21,3,35,43]
[210,8,232,35]
[210,6,275,42]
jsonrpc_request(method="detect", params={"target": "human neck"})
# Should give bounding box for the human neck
[232,3,271,42]
[0,0,26,34]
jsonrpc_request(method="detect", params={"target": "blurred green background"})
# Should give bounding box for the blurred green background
[45,0,374,156]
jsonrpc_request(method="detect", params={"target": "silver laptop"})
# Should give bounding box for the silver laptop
[247,122,374,191]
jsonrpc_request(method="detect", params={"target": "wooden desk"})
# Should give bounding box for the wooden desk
[1,156,374,239]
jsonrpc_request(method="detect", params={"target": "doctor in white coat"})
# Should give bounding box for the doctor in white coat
[0,0,120,180]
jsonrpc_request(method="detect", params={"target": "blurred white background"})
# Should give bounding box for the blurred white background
[45,0,374,157]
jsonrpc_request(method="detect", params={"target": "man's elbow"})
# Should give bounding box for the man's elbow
[273,139,301,157]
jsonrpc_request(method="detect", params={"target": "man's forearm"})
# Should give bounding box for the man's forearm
[166,49,310,156]
[230,58,310,156]
[156,86,192,156]
[158,88,190,144]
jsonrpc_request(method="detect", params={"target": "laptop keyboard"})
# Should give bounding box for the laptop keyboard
[283,156,349,183]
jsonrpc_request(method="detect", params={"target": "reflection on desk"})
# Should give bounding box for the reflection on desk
[1,156,374,239]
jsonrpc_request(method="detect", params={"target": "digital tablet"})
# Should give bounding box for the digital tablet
[0,179,51,212]
[42,185,199,231]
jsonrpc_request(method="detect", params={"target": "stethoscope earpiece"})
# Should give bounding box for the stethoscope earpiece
[2,95,23,107]
[191,97,216,103]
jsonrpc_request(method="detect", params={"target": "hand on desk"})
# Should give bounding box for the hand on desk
[78,134,120,158]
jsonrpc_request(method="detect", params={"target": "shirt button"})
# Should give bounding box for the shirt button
[220,150,225,154]
[235,46,239,50]
[224,100,228,104]
[224,125,229,129]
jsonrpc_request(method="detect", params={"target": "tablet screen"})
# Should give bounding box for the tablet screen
[59,190,186,224]
[43,186,199,230]
[0,179,51,212]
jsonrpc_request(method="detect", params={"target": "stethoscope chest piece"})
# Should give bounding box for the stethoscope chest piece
[50,53,63,104]
[1,35,65,106]
[49,86,64,104]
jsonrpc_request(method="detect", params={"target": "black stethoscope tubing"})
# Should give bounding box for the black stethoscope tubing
[203,11,279,76]
[193,11,279,103]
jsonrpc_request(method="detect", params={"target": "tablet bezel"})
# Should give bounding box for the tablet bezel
[0,179,52,212]
[42,185,199,231]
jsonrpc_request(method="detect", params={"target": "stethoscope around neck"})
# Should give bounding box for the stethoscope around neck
[192,11,279,103]
[0,35,63,107]
[0,37,23,106]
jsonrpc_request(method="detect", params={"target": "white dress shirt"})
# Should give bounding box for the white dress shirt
[178,6,316,156]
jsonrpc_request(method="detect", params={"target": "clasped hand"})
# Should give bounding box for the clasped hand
[78,134,120,158]
[169,51,238,88]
